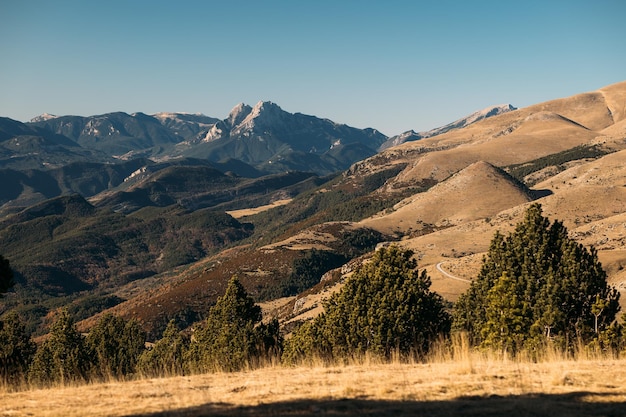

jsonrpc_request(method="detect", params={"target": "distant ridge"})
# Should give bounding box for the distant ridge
[379,104,517,150]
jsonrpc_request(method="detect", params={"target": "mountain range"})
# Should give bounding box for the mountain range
[0,100,511,216]
[1,80,625,339]
[22,101,388,174]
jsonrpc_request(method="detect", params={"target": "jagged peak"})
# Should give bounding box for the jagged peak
[226,103,252,127]
[231,101,287,132]
[250,100,284,117]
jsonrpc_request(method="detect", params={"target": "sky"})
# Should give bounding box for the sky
[1,0,625,137]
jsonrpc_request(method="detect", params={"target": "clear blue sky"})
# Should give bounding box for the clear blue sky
[1,0,624,136]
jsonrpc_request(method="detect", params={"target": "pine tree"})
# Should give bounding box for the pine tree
[186,276,281,372]
[86,314,146,379]
[454,203,620,352]
[0,312,36,383]
[138,320,188,377]
[28,309,89,385]
[284,246,451,362]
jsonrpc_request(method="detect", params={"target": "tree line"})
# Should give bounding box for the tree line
[0,203,625,386]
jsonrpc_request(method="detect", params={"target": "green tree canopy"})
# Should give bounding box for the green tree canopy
[28,309,89,385]
[0,311,36,383]
[86,313,146,379]
[138,320,188,377]
[454,203,620,352]
[284,245,451,362]
[186,276,282,372]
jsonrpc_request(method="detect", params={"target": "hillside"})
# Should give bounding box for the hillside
[1,81,625,339]
[361,161,535,236]
[269,81,626,327]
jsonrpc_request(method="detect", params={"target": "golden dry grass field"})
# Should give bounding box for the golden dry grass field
[2,351,626,417]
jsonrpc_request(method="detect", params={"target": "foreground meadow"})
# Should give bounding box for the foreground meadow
[2,353,625,417]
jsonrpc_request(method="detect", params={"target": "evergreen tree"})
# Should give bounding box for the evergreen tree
[86,314,146,379]
[454,203,620,352]
[138,320,188,377]
[0,312,36,383]
[28,309,89,385]
[186,276,282,372]
[284,246,451,362]
[0,255,14,295]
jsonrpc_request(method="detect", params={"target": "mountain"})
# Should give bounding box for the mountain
[173,101,388,174]
[29,112,181,158]
[0,158,146,216]
[0,117,108,170]
[3,81,626,339]
[29,113,58,123]
[26,104,389,175]
[379,104,517,150]
[151,112,220,141]
[0,157,268,217]
[92,166,320,214]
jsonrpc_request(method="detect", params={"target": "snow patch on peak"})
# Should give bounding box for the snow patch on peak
[30,113,58,122]
[153,112,183,120]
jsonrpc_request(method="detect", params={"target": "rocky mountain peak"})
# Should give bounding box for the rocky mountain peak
[226,103,252,127]
[247,101,284,122]
[231,101,286,134]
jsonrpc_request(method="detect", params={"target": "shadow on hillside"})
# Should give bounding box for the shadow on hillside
[532,189,553,199]
[126,391,626,417]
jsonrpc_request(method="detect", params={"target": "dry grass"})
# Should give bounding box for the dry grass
[226,199,292,219]
[2,345,626,417]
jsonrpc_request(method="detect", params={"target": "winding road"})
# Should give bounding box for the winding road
[436,262,471,283]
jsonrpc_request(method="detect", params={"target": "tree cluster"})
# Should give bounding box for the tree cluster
[284,246,451,362]
[454,203,620,353]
